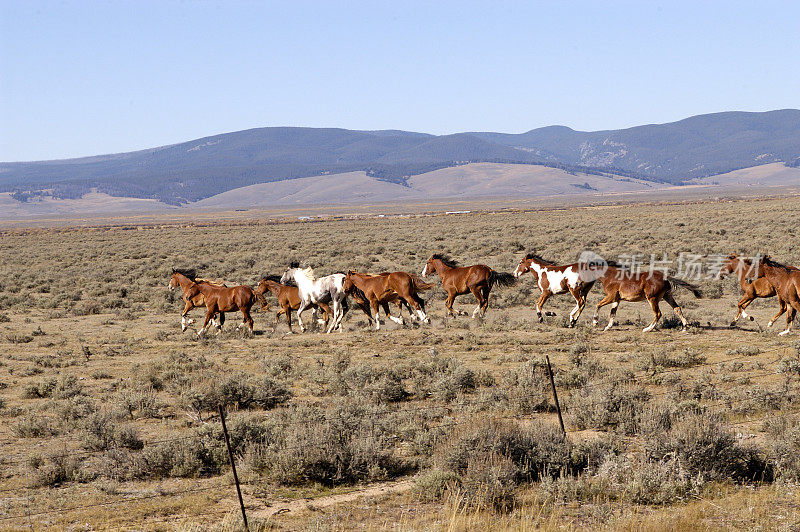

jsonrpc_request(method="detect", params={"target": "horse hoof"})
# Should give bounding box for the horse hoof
[730,321,737,328]
[538,317,544,323]
[767,322,774,328]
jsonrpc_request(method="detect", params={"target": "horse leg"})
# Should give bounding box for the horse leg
[181,301,194,331]
[445,290,457,318]
[535,291,551,323]
[326,297,343,334]
[603,298,621,331]
[480,286,491,317]
[567,286,583,327]
[663,292,689,329]
[768,298,787,328]
[469,285,484,318]
[197,307,215,337]
[778,297,800,336]
[642,296,663,333]
[296,302,308,333]
[385,301,404,326]
[734,291,755,323]
[593,292,616,327]
[409,293,429,323]
[371,299,382,330]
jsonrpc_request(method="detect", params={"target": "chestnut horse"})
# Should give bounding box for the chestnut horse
[168,269,227,331]
[717,254,792,327]
[591,262,702,332]
[513,253,595,327]
[255,275,335,333]
[421,254,515,318]
[750,255,800,336]
[182,279,257,336]
[343,271,434,330]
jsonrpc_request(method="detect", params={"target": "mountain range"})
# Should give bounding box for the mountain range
[1,109,798,205]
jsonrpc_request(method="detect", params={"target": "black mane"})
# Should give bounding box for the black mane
[430,253,458,267]
[525,252,556,265]
[261,274,283,283]
[172,268,198,281]
[288,261,300,269]
[763,255,794,270]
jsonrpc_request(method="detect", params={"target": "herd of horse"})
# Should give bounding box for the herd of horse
[167,252,800,337]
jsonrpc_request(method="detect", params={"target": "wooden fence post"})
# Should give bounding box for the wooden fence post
[218,404,249,532]
[545,355,566,438]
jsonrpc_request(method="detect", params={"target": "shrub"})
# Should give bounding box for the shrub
[500,361,552,415]
[644,412,771,482]
[28,453,82,488]
[566,379,650,435]
[80,411,143,451]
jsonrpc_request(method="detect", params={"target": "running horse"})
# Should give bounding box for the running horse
[280,263,347,333]
[421,254,516,318]
[590,261,702,332]
[717,254,793,327]
[342,271,434,330]
[255,275,336,333]
[168,269,227,331]
[181,277,257,336]
[750,255,800,336]
[513,253,596,327]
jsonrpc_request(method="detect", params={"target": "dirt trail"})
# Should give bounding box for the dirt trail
[249,478,415,518]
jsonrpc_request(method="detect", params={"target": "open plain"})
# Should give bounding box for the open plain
[1,196,800,531]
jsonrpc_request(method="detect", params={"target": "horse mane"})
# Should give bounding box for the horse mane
[261,274,283,284]
[524,252,556,265]
[195,277,226,287]
[431,253,458,267]
[763,255,795,270]
[288,261,300,268]
[172,268,198,281]
[603,259,626,269]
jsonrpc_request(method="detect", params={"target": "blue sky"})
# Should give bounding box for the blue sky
[1,0,798,161]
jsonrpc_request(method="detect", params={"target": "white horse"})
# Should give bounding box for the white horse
[280,265,347,333]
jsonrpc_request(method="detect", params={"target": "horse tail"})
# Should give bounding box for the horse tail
[410,274,436,291]
[489,269,517,288]
[668,277,703,298]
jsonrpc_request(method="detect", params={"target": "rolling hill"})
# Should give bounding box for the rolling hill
[1,109,798,206]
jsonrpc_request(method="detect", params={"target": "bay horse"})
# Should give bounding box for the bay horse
[255,275,335,333]
[342,271,434,330]
[513,253,595,327]
[717,254,792,327]
[280,264,347,333]
[590,262,702,332]
[168,269,227,331]
[421,254,516,318]
[182,279,257,336]
[750,255,800,336]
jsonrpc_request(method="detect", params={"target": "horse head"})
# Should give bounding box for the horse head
[513,253,534,278]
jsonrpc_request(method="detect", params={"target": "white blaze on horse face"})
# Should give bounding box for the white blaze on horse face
[421,264,428,276]
[513,261,526,278]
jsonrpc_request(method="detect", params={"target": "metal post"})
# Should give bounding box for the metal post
[545,355,566,437]
[218,404,249,532]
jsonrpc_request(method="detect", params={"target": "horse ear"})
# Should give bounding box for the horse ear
[289,261,299,269]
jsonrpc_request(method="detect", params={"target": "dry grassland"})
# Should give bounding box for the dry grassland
[1,197,800,531]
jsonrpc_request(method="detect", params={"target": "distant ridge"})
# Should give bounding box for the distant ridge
[1,109,798,205]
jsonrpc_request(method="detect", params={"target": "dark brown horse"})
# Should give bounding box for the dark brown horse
[718,254,791,327]
[513,253,595,327]
[168,269,227,331]
[591,262,702,332]
[182,278,257,336]
[750,255,800,336]
[343,271,434,330]
[422,254,515,318]
[255,275,334,333]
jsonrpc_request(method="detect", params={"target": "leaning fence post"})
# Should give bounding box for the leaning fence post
[218,404,249,532]
[545,355,566,438]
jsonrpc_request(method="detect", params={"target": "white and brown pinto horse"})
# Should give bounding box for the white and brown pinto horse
[513,253,595,327]
[280,263,347,334]
[590,261,702,332]
[422,254,515,318]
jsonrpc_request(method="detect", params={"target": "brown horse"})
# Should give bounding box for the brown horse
[717,254,791,327]
[513,253,595,327]
[182,279,257,336]
[591,262,702,332]
[343,271,434,330]
[750,255,800,336]
[255,275,334,333]
[168,269,227,331]
[421,254,515,318]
